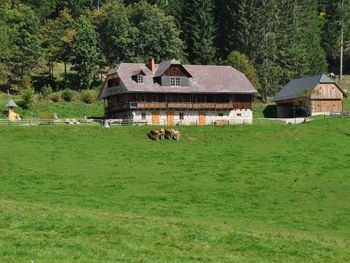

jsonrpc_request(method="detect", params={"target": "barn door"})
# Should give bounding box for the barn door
[167,112,174,126]
[198,112,206,126]
[152,112,160,125]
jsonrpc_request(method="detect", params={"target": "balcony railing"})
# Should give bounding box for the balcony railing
[106,102,251,112]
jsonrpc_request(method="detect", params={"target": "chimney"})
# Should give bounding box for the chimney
[148,58,156,73]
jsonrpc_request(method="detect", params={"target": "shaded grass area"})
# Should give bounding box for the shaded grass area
[0,120,350,261]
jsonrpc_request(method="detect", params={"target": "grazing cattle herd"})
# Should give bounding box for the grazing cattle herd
[148,128,181,141]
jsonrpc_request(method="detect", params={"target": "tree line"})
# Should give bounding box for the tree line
[0,0,349,100]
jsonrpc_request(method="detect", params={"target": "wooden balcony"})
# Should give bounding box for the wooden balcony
[107,101,252,112]
[168,103,193,109]
[137,102,168,109]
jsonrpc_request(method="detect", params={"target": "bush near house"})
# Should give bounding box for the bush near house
[0,91,104,119]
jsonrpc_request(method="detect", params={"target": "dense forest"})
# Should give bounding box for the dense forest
[0,0,349,100]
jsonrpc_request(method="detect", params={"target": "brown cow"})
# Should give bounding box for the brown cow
[148,130,161,141]
[164,129,174,139]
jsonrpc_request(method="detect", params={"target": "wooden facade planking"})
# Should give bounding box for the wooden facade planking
[311,99,342,113]
[311,84,344,100]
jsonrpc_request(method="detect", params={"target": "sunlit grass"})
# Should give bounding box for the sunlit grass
[0,119,350,261]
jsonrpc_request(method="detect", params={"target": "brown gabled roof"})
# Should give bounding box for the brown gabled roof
[100,60,257,98]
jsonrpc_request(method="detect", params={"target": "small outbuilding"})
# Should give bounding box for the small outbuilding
[273,74,347,118]
[6,100,21,121]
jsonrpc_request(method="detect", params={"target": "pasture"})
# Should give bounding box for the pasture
[0,119,350,262]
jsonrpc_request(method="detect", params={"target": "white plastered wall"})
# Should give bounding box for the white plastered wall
[133,109,253,125]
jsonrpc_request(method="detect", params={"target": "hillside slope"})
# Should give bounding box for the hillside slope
[0,120,350,262]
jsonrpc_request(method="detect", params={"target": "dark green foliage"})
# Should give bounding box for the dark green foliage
[182,0,217,64]
[45,10,76,87]
[81,89,97,104]
[71,16,101,89]
[319,0,350,72]
[149,0,184,28]
[215,0,251,58]
[20,87,35,108]
[0,22,12,85]
[129,0,184,62]
[0,1,43,88]
[62,88,74,101]
[226,51,261,92]
[41,84,53,97]
[50,92,62,102]
[95,0,136,66]
[0,0,349,98]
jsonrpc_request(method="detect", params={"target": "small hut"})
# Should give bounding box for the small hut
[273,74,347,117]
[6,100,21,121]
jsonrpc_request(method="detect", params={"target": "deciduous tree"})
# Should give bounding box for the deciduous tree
[71,16,101,89]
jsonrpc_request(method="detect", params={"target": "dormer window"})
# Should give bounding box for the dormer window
[170,77,181,86]
[137,75,144,84]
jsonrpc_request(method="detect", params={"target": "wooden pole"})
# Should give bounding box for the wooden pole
[340,0,344,81]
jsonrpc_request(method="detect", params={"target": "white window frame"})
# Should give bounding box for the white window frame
[137,75,144,84]
[170,77,181,86]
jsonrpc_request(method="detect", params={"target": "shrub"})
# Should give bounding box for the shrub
[50,92,62,102]
[62,89,74,102]
[38,112,55,119]
[42,85,53,97]
[21,87,35,109]
[226,51,261,91]
[81,90,97,104]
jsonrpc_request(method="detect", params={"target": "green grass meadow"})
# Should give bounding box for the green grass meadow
[1,119,350,262]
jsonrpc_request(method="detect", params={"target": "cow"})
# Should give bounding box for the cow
[173,130,181,141]
[148,130,161,141]
[164,129,175,139]
[159,129,165,140]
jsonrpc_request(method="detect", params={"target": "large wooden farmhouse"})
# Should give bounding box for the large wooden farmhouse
[273,74,347,118]
[100,59,257,125]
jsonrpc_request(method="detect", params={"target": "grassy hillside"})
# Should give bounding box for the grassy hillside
[0,119,350,262]
[0,92,104,119]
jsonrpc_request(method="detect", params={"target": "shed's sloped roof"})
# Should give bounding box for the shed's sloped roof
[5,100,18,107]
[273,74,337,101]
[101,61,257,98]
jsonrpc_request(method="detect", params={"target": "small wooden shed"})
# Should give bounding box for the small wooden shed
[273,74,347,118]
[6,100,21,121]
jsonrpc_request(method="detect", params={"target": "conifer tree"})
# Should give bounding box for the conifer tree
[182,0,217,64]
[150,0,184,28]
[320,0,350,75]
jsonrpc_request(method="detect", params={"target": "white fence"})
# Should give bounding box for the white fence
[0,117,315,127]
[0,119,99,126]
